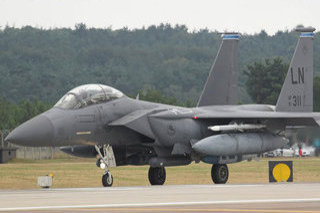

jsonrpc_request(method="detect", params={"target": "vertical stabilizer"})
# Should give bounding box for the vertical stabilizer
[197,33,239,107]
[276,27,315,112]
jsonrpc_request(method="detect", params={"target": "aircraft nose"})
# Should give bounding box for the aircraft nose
[5,115,54,146]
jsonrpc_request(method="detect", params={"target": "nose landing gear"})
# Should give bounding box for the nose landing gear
[102,171,113,187]
[95,145,115,187]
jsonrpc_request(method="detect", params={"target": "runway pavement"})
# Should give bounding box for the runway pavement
[0,183,320,212]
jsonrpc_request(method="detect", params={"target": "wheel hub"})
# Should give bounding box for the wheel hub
[219,168,227,179]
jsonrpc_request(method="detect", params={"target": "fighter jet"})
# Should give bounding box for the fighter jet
[5,27,318,187]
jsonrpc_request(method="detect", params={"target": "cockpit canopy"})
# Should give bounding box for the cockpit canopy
[54,84,124,110]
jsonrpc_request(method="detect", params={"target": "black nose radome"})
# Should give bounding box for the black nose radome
[5,115,54,146]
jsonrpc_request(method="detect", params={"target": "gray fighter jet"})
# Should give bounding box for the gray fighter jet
[5,27,318,187]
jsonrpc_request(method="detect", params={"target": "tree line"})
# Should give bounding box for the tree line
[2,57,320,130]
[1,24,320,104]
[1,24,320,129]
[0,97,50,130]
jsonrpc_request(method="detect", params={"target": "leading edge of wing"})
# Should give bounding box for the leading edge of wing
[195,110,320,126]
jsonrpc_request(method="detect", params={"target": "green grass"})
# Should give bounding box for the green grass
[0,157,319,189]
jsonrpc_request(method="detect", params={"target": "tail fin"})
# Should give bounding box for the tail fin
[197,33,239,107]
[276,27,315,112]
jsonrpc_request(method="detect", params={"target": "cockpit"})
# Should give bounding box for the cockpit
[54,84,124,110]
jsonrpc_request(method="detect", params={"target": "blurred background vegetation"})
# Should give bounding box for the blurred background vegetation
[1,23,320,130]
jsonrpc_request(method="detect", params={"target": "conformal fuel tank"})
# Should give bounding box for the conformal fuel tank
[192,133,288,156]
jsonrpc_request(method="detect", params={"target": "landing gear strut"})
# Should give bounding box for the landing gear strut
[211,164,228,184]
[148,167,166,185]
[95,145,113,187]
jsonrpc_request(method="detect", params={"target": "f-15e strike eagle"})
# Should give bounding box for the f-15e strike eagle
[6,27,317,187]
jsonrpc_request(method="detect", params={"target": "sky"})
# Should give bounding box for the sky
[0,0,319,35]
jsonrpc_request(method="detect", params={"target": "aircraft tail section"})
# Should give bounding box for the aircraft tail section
[197,33,239,107]
[276,27,315,112]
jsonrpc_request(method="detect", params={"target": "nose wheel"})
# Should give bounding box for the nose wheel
[95,145,113,187]
[102,172,113,187]
[211,164,228,184]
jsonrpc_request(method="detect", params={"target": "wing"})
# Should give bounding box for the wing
[150,107,320,126]
[195,110,320,126]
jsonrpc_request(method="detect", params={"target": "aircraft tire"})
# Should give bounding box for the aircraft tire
[102,172,113,187]
[211,164,228,184]
[148,167,166,185]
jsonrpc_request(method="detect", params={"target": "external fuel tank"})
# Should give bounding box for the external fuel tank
[192,133,288,156]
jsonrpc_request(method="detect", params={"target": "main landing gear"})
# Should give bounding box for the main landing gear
[147,164,228,185]
[94,144,228,187]
[95,145,113,187]
[211,164,228,184]
[148,167,166,185]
